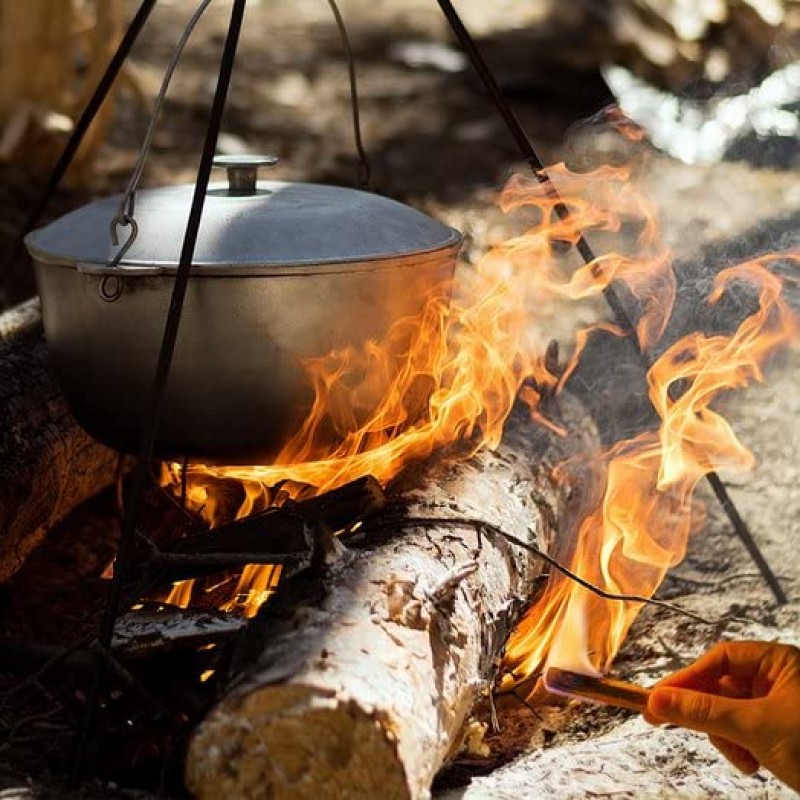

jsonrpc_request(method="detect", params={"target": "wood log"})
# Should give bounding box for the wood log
[0,296,41,339]
[0,300,117,582]
[186,400,596,800]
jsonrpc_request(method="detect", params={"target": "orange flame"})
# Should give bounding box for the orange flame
[505,253,798,680]
[168,161,674,519]
[161,140,798,688]
[162,159,675,616]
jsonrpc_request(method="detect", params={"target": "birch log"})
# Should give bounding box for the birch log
[0,299,116,582]
[186,400,595,800]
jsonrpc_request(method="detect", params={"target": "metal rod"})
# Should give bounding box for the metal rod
[75,0,248,775]
[706,471,787,603]
[434,0,634,332]
[434,0,787,606]
[2,0,158,289]
[325,0,372,189]
[102,0,247,652]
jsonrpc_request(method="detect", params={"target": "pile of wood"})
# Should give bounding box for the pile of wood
[0,0,122,178]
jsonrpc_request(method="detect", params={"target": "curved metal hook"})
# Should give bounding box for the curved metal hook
[108,216,139,266]
[101,216,138,302]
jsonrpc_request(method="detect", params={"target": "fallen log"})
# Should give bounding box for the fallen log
[0,299,116,582]
[186,399,596,800]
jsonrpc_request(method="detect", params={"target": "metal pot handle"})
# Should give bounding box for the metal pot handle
[101,0,213,302]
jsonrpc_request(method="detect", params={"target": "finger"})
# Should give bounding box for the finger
[708,735,760,775]
[647,687,757,743]
[656,642,769,693]
[643,710,663,726]
[718,675,751,699]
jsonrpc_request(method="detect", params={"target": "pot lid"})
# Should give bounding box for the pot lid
[25,157,461,274]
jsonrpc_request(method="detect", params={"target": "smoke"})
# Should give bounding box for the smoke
[555,102,799,452]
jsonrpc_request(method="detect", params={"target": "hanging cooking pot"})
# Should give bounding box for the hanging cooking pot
[24,156,461,464]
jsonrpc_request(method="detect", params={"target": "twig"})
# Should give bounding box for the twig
[377,515,716,626]
[509,686,544,721]
[487,685,501,733]
[151,548,301,569]
[0,710,67,756]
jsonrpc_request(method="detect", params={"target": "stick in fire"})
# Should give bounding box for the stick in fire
[544,667,651,714]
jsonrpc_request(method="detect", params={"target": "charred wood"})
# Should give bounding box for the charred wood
[138,476,386,584]
[111,606,247,659]
[169,476,384,557]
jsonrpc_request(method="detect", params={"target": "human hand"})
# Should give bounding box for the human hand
[645,640,800,791]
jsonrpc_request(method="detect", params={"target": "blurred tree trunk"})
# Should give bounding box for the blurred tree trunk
[461,0,798,94]
[0,0,122,178]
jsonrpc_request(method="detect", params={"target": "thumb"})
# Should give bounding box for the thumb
[648,688,754,742]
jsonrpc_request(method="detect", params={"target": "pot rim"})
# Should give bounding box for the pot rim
[24,180,464,275]
[27,239,462,277]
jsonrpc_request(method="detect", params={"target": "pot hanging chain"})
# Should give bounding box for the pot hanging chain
[103,0,214,301]
[433,0,787,606]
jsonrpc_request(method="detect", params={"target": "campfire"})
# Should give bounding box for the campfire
[46,134,788,796]
[2,125,797,800]
[160,149,797,677]
[1,2,798,799]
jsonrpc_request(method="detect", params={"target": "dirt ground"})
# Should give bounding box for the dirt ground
[0,1,798,798]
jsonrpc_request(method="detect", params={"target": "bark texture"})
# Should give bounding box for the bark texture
[186,401,595,800]
[0,300,116,582]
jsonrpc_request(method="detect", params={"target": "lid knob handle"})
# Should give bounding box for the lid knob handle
[212,154,278,196]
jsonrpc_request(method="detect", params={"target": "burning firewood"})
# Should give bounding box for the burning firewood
[0,299,116,582]
[185,399,596,800]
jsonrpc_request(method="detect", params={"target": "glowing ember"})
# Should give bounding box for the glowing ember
[161,129,798,680]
